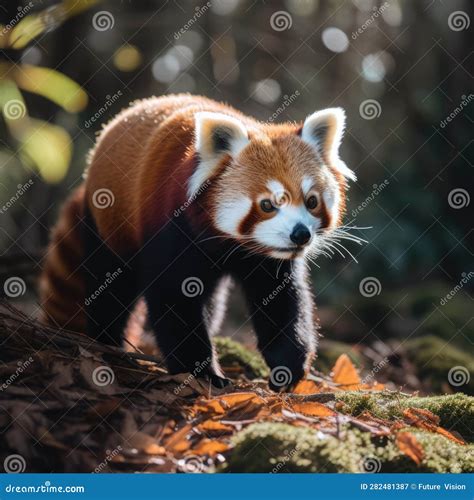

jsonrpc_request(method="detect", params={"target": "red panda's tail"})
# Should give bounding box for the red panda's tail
[39,185,86,332]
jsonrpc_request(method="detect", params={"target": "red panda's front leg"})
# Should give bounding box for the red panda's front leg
[140,225,231,388]
[235,258,318,392]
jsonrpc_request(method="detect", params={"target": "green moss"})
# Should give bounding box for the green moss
[336,392,474,442]
[405,335,474,394]
[315,340,364,374]
[224,422,474,473]
[215,336,269,379]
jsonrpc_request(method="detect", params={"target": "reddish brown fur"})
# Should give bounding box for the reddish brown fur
[40,94,348,330]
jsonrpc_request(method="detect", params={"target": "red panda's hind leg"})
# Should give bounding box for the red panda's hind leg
[82,207,140,346]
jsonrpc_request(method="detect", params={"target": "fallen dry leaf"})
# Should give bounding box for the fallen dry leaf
[191,438,229,456]
[289,401,336,417]
[331,354,361,387]
[292,379,321,394]
[403,408,466,445]
[396,431,424,465]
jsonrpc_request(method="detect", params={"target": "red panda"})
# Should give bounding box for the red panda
[40,94,354,391]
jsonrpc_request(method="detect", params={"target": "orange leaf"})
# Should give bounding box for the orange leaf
[292,379,320,394]
[331,354,361,386]
[191,438,229,456]
[403,408,466,445]
[199,420,234,433]
[165,423,192,452]
[290,401,336,417]
[396,432,424,465]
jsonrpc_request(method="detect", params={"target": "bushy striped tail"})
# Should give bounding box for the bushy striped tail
[40,185,86,332]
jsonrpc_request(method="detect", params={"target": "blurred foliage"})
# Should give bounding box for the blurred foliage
[0,0,471,351]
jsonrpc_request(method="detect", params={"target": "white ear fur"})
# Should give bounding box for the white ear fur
[301,108,356,181]
[189,112,249,197]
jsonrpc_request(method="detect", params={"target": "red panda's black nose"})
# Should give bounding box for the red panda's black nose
[290,224,311,246]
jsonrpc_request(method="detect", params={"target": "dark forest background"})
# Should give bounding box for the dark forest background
[0,0,472,393]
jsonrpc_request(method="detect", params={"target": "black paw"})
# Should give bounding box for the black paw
[268,365,304,393]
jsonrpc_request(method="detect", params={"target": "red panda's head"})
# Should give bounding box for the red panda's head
[191,109,355,259]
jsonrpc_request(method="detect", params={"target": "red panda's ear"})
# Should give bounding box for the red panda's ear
[190,112,249,196]
[301,108,356,181]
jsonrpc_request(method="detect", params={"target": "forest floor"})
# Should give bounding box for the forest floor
[0,302,472,473]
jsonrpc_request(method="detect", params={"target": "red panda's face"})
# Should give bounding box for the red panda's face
[192,109,355,260]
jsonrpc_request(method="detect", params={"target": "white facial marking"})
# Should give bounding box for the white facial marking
[253,204,321,255]
[301,176,314,196]
[323,172,340,226]
[215,196,252,236]
[267,179,285,196]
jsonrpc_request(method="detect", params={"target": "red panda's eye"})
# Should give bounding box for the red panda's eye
[306,194,319,210]
[260,199,276,213]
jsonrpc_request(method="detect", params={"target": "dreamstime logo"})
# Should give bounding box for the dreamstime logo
[361,456,381,473]
[270,366,292,388]
[448,11,470,31]
[1,357,34,392]
[351,179,389,218]
[359,99,381,120]
[92,366,115,387]
[262,271,294,306]
[181,277,204,297]
[173,358,211,395]
[439,94,473,128]
[270,10,292,31]
[173,2,211,40]
[447,366,470,387]
[84,91,123,129]
[4,454,26,473]
[3,99,26,120]
[94,446,122,473]
[361,357,389,385]
[270,190,292,209]
[267,90,300,122]
[0,179,34,215]
[448,188,470,209]
[359,277,381,297]
[84,268,123,306]
[440,271,473,306]
[3,277,26,298]
[179,454,205,473]
[271,445,299,473]
[351,2,390,40]
[92,10,115,31]
[92,188,115,209]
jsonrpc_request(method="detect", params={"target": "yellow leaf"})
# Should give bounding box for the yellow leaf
[396,432,424,465]
[331,354,361,386]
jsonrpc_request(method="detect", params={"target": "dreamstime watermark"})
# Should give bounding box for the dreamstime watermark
[267,91,300,122]
[92,188,115,209]
[359,99,381,120]
[84,91,123,128]
[271,445,299,473]
[440,94,473,128]
[92,366,115,387]
[351,2,390,40]
[173,2,211,40]
[448,11,470,31]
[440,272,473,306]
[447,366,470,387]
[351,179,389,218]
[92,10,115,31]
[178,454,205,473]
[0,357,34,392]
[3,454,26,473]
[262,271,294,306]
[0,179,34,215]
[270,10,292,31]
[174,179,211,217]
[3,99,26,120]
[361,357,389,385]
[3,277,26,298]
[269,366,292,388]
[448,188,470,209]
[181,277,204,297]
[173,357,212,395]
[359,277,382,297]
[1,2,34,34]
[94,446,122,473]
[84,268,123,306]
[361,456,381,472]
